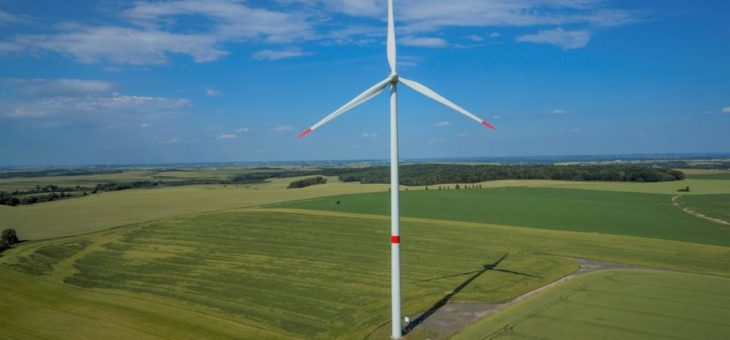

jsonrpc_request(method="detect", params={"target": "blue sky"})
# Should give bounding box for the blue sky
[0,0,728,166]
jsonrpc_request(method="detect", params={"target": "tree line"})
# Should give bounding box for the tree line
[322,164,685,186]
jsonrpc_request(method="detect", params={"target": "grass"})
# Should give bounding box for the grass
[0,177,388,240]
[277,187,730,246]
[679,194,730,222]
[454,270,730,340]
[1,209,728,339]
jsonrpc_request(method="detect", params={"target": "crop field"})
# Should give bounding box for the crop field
[0,177,388,240]
[0,167,310,192]
[454,270,730,340]
[1,168,729,339]
[277,188,730,246]
[679,194,730,222]
[2,208,729,339]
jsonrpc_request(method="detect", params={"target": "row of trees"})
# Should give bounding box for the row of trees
[287,176,327,189]
[326,164,685,186]
[0,169,123,179]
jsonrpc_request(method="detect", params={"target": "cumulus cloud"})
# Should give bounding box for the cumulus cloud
[235,127,250,133]
[252,48,310,60]
[722,106,730,113]
[517,28,592,49]
[434,121,451,127]
[3,78,116,95]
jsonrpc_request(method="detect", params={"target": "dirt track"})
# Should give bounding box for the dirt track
[671,195,730,226]
[402,259,639,340]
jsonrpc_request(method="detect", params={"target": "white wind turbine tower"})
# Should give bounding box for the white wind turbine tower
[298,0,495,338]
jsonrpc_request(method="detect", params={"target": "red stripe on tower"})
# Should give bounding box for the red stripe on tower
[391,235,400,244]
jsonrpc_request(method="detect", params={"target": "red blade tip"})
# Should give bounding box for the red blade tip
[298,128,313,138]
[481,121,496,130]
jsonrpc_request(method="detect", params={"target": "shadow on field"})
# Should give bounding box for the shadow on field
[405,253,539,335]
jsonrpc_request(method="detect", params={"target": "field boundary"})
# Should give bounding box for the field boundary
[672,195,730,226]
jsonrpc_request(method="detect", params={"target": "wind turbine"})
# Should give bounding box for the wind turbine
[298,0,495,338]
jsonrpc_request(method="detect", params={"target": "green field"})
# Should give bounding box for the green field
[2,209,729,339]
[454,270,730,340]
[679,194,730,222]
[277,188,730,246]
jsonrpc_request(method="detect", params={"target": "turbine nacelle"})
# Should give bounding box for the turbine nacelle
[389,73,399,84]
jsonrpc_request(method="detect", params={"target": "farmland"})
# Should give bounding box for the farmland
[2,209,729,339]
[0,176,388,239]
[277,188,730,246]
[454,270,730,340]
[1,165,729,339]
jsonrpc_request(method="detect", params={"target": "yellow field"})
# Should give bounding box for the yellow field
[0,176,387,240]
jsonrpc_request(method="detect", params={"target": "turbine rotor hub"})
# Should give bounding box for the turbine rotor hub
[389,73,399,84]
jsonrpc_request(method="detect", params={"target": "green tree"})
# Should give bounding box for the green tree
[1,228,19,245]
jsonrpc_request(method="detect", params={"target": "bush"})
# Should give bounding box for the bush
[287,176,327,189]
[1,228,19,245]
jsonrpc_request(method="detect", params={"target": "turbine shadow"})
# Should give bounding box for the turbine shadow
[406,253,539,334]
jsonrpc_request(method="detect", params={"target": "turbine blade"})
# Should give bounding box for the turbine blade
[399,77,496,130]
[298,78,391,137]
[387,0,397,73]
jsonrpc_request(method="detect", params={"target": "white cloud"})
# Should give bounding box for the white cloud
[434,121,451,127]
[252,48,310,60]
[467,35,484,42]
[163,137,180,144]
[1,94,190,118]
[397,55,421,68]
[722,106,730,113]
[216,133,236,139]
[517,28,591,49]
[0,10,28,25]
[2,1,313,64]
[3,78,116,95]
[551,109,569,115]
[401,36,448,48]
[206,88,223,97]
[489,32,501,38]
[140,122,150,128]
[273,125,295,132]
[361,132,378,138]
[235,127,250,133]
[0,0,635,64]
[13,24,228,65]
